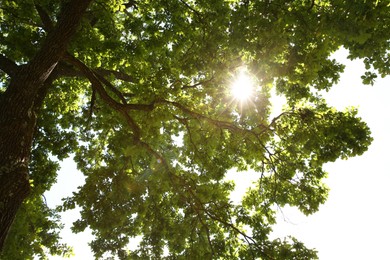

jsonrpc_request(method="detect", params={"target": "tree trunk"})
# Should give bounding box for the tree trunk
[0,0,93,251]
[0,109,33,249]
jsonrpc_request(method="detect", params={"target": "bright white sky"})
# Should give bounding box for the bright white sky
[271,48,390,259]
[45,48,390,259]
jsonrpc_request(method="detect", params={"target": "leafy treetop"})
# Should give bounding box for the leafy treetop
[0,0,388,259]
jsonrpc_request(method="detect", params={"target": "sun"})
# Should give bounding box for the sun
[231,70,254,102]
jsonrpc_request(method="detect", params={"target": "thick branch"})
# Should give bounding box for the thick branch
[62,54,119,109]
[34,4,54,32]
[62,53,143,139]
[56,63,135,83]
[24,0,93,88]
[63,53,153,112]
[32,1,135,86]
[0,55,19,78]
[94,72,128,104]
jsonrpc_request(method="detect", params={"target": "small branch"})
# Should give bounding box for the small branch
[42,194,48,206]
[88,88,96,120]
[174,115,203,162]
[123,0,138,10]
[162,100,242,132]
[183,182,272,259]
[194,209,215,257]
[179,0,202,18]
[307,0,316,11]
[268,111,290,129]
[204,210,273,259]
[95,68,135,83]
[181,77,214,90]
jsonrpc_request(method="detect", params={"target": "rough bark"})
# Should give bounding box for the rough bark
[0,0,93,251]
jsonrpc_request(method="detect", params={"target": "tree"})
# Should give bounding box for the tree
[0,0,388,258]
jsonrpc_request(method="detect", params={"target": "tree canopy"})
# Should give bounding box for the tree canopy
[0,0,388,259]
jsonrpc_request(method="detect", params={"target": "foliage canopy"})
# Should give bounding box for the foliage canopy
[0,0,388,259]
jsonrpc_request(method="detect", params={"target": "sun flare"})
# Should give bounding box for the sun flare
[231,71,254,101]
